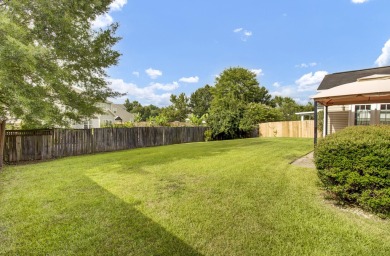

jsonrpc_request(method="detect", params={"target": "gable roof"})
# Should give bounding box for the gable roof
[318,66,390,90]
[111,104,134,122]
[313,74,390,106]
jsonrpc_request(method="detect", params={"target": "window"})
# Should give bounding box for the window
[380,104,390,124]
[355,105,371,125]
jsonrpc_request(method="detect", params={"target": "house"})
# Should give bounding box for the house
[72,102,134,129]
[314,66,390,136]
[5,85,134,129]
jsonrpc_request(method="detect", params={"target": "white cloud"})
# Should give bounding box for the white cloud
[270,85,312,105]
[241,30,253,41]
[233,27,253,41]
[92,0,127,29]
[145,68,163,79]
[351,0,369,4]
[91,14,113,29]
[251,69,264,76]
[244,30,252,37]
[270,86,294,97]
[132,71,140,77]
[295,71,328,92]
[179,76,199,83]
[375,39,390,67]
[270,72,326,104]
[294,98,310,105]
[108,78,178,106]
[110,0,127,11]
[272,82,281,88]
[295,62,317,68]
[149,82,179,91]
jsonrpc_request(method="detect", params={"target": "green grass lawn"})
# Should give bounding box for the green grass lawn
[1,138,389,255]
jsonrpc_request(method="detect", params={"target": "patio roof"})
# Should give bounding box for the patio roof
[318,66,390,90]
[312,74,390,106]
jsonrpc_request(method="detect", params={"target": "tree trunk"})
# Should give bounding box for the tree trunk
[0,120,6,169]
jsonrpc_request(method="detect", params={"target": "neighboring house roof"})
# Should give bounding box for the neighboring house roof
[111,104,134,122]
[318,66,390,90]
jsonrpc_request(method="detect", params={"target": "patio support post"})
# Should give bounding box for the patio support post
[325,106,328,136]
[314,101,318,145]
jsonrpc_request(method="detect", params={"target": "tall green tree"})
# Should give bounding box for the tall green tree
[123,99,161,121]
[0,0,121,168]
[124,99,142,113]
[161,93,189,121]
[208,67,272,139]
[142,105,161,121]
[213,67,272,106]
[189,84,213,117]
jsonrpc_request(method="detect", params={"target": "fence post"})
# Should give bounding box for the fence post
[314,101,318,145]
[0,120,6,169]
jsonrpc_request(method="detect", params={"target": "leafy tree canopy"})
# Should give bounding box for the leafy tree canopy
[189,84,213,117]
[213,67,272,105]
[208,67,273,139]
[239,103,282,132]
[161,93,189,122]
[0,0,121,167]
[273,96,314,121]
[208,95,244,139]
[124,99,143,113]
[0,0,121,128]
[123,99,160,121]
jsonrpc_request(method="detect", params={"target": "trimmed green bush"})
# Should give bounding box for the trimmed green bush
[314,125,390,216]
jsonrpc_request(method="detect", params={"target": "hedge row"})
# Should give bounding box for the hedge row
[314,125,390,217]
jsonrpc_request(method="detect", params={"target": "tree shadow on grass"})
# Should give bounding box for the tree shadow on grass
[5,175,202,255]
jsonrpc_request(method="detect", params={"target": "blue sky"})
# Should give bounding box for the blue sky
[93,0,390,106]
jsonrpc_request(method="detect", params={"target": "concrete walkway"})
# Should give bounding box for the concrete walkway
[291,152,315,169]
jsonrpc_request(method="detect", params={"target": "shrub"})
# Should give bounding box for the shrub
[204,129,213,142]
[147,115,170,127]
[314,125,390,216]
[101,122,134,128]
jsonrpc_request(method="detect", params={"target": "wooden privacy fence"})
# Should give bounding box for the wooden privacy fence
[4,127,208,164]
[259,120,320,138]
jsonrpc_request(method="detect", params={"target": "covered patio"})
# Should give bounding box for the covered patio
[312,74,390,144]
